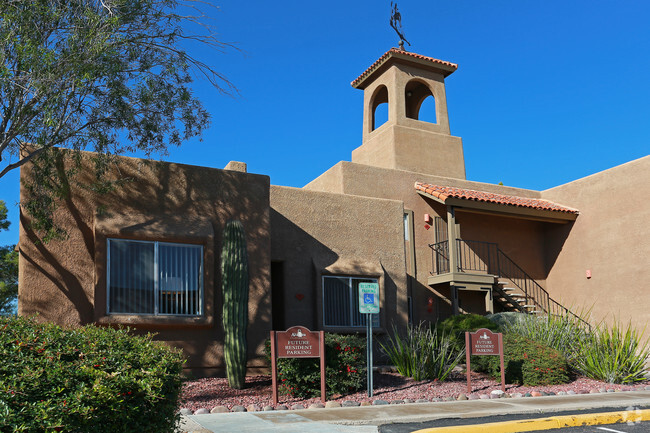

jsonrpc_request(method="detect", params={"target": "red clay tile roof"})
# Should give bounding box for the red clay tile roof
[352,48,458,88]
[415,182,579,214]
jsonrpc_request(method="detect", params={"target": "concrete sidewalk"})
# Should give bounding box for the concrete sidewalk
[180,390,650,432]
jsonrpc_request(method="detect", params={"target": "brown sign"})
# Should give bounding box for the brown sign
[275,326,320,358]
[270,326,326,405]
[465,328,505,393]
[470,328,500,355]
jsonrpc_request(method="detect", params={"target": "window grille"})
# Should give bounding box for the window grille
[107,239,203,316]
[323,276,380,328]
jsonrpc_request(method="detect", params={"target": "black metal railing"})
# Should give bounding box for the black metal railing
[430,240,450,275]
[456,239,497,274]
[428,239,589,328]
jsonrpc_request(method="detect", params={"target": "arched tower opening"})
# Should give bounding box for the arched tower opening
[405,80,436,124]
[371,85,389,131]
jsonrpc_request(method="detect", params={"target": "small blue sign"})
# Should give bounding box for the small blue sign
[358,283,379,314]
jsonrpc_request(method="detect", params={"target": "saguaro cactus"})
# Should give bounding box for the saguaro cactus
[221,220,249,389]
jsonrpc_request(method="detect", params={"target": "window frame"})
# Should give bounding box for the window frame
[107,238,204,317]
[322,275,380,328]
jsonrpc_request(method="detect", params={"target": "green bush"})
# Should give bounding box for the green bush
[265,333,366,399]
[437,313,501,353]
[472,333,570,386]
[498,312,588,362]
[486,312,527,329]
[572,320,649,384]
[0,316,184,433]
[380,322,463,381]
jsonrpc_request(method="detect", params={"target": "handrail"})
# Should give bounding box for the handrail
[429,240,450,275]
[495,248,589,328]
[429,239,590,328]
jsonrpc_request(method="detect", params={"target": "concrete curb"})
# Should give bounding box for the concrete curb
[411,408,650,433]
[182,391,650,432]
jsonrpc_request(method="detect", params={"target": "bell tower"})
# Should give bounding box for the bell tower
[351,48,466,179]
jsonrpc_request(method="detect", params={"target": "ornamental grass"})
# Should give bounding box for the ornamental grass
[380,322,464,382]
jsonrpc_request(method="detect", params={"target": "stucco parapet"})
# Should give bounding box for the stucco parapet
[336,160,544,199]
[302,162,345,194]
[271,184,405,208]
[542,155,650,195]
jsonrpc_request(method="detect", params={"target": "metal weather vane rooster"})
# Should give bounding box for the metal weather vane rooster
[390,2,411,51]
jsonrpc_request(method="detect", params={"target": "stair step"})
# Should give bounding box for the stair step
[523,305,537,308]
[501,288,515,292]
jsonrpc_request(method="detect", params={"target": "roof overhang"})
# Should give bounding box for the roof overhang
[415,182,579,223]
[352,48,458,90]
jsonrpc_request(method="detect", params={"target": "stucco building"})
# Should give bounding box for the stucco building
[18,48,650,375]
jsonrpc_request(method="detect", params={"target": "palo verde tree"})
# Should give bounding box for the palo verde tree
[0,0,235,240]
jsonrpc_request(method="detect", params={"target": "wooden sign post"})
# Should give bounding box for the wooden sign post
[270,326,326,405]
[465,328,505,394]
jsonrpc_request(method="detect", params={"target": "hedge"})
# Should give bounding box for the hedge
[0,316,184,433]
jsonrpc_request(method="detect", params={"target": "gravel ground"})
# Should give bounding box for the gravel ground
[180,370,648,412]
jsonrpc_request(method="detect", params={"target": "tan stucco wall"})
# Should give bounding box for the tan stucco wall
[270,185,408,334]
[19,151,271,375]
[542,156,650,330]
[458,212,548,283]
[353,61,466,179]
[352,125,466,179]
[305,161,551,322]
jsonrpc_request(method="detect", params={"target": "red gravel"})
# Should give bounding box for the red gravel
[180,370,648,412]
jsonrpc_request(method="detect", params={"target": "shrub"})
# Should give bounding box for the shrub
[380,322,463,381]
[572,320,650,384]
[0,316,184,433]
[266,333,366,399]
[472,333,570,386]
[437,313,501,353]
[498,312,588,362]
[486,312,527,329]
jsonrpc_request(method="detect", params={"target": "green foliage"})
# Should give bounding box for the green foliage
[497,311,589,362]
[0,201,9,231]
[486,312,527,329]
[437,313,501,352]
[221,220,249,390]
[0,245,18,315]
[380,322,464,381]
[572,320,650,384]
[0,200,17,315]
[0,316,184,433]
[472,333,570,386]
[266,333,366,399]
[0,0,235,240]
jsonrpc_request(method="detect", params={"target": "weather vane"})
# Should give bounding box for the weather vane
[390,2,411,51]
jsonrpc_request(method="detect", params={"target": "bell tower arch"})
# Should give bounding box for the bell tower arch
[352,48,466,179]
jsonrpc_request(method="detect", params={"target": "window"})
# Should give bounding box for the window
[403,213,410,241]
[107,239,203,316]
[323,276,380,328]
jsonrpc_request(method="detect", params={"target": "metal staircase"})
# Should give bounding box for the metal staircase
[430,239,589,327]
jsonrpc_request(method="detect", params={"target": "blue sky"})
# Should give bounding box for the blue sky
[1,0,649,246]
